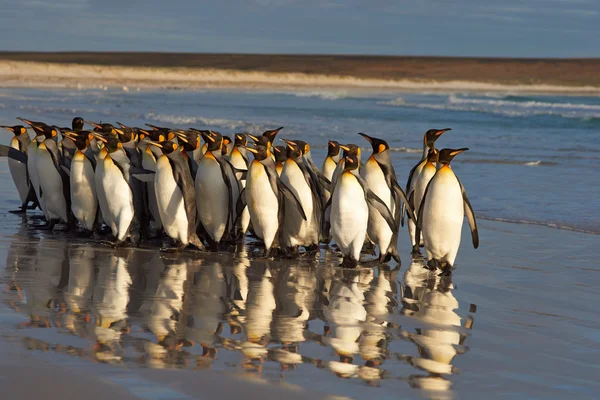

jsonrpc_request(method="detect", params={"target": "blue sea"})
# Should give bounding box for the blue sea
[1,87,598,233]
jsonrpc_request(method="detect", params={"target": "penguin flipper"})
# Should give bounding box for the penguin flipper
[233,187,246,227]
[278,180,307,221]
[457,178,479,249]
[392,180,415,221]
[0,145,28,164]
[61,165,71,176]
[215,156,236,231]
[366,189,397,233]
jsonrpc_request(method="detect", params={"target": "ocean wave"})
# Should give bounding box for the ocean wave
[2,61,600,95]
[463,159,556,166]
[145,112,283,135]
[378,97,406,106]
[479,216,600,235]
[389,146,422,153]
[448,94,600,111]
[286,91,351,100]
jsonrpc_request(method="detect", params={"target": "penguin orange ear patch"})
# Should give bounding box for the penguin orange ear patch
[378,144,386,153]
[172,143,178,151]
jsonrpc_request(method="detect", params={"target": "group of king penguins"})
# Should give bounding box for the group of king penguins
[0,118,478,275]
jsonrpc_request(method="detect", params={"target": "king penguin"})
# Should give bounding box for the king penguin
[17,118,48,217]
[279,140,319,253]
[0,124,37,212]
[244,145,306,256]
[358,133,414,264]
[36,125,71,227]
[65,130,98,233]
[406,128,451,253]
[194,131,240,248]
[229,133,251,236]
[416,148,479,276]
[93,133,137,245]
[322,140,341,192]
[329,152,396,268]
[146,141,206,251]
[272,145,287,176]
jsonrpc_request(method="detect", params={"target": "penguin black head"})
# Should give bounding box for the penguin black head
[426,148,439,164]
[262,127,283,144]
[149,141,179,155]
[201,130,223,152]
[72,117,84,131]
[17,117,47,135]
[64,130,92,151]
[41,126,59,140]
[94,133,122,153]
[221,136,233,156]
[283,140,302,160]
[246,145,271,162]
[145,123,172,134]
[358,132,390,155]
[173,131,197,152]
[327,140,341,157]
[234,133,248,147]
[273,145,287,162]
[115,127,136,143]
[343,153,360,172]
[247,133,271,148]
[1,125,28,136]
[438,148,468,165]
[424,128,451,149]
[340,143,361,158]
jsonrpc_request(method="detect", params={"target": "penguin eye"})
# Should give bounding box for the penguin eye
[378,144,386,153]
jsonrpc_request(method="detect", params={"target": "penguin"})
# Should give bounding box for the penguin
[416,148,479,276]
[93,133,138,245]
[194,131,240,248]
[36,125,71,227]
[328,153,396,268]
[137,128,166,232]
[279,140,320,253]
[244,145,306,256]
[16,118,49,216]
[358,132,414,264]
[322,140,342,188]
[229,134,251,236]
[246,127,283,158]
[65,130,98,233]
[58,117,84,170]
[221,135,234,157]
[272,145,287,176]
[405,128,451,253]
[174,129,202,178]
[146,141,206,251]
[412,147,439,252]
[0,124,37,212]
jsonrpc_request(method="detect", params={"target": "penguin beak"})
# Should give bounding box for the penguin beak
[175,133,189,144]
[263,126,283,142]
[145,123,162,130]
[115,122,130,129]
[147,142,163,148]
[114,128,124,135]
[340,145,350,152]
[357,132,373,143]
[92,133,108,143]
[85,120,103,129]
[246,133,260,143]
[0,125,14,133]
[449,147,469,156]
[435,128,452,137]
[16,117,34,125]
[246,147,258,154]
[63,131,77,138]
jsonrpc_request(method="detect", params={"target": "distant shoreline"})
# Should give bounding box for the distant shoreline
[1,52,599,93]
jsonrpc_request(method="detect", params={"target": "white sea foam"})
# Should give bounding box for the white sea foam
[448,94,600,110]
[2,61,600,95]
[144,112,282,134]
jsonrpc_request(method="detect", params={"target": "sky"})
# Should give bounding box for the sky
[0,0,599,57]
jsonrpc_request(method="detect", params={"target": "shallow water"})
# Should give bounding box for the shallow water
[0,87,599,398]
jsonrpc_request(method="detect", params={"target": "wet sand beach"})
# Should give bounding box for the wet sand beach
[0,158,598,399]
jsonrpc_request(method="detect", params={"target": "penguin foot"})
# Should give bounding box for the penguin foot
[411,245,422,256]
[340,256,358,268]
[424,259,438,271]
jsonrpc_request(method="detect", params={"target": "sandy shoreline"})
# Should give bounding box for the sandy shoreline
[1,58,600,94]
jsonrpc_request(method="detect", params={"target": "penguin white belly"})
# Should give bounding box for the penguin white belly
[331,173,368,261]
[409,161,426,247]
[230,151,250,234]
[280,160,317,247]
[195,154,229,243]
[8,138,29,204]
[95,157,112,229]
[28,141,45,214]
[142,147,162,230]
[362,158,395,253]
[37,142,67,222]
[421,169,464,265]
[322,157,337,203]
[246,161,279,250]
[70,152,98,231]
[414,163,437,219]
[101,156,134,241]
[155,157,189,245]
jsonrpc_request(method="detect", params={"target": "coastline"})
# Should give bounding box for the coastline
[1,54,600,94]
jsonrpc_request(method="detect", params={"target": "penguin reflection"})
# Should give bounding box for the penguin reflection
[240,261,276,366]
[324,270,367,376]
[92,249,132,362]
[403,262,473,393]
[270,264,317,370]
[63,246,96,336]
[183,260,226,361]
